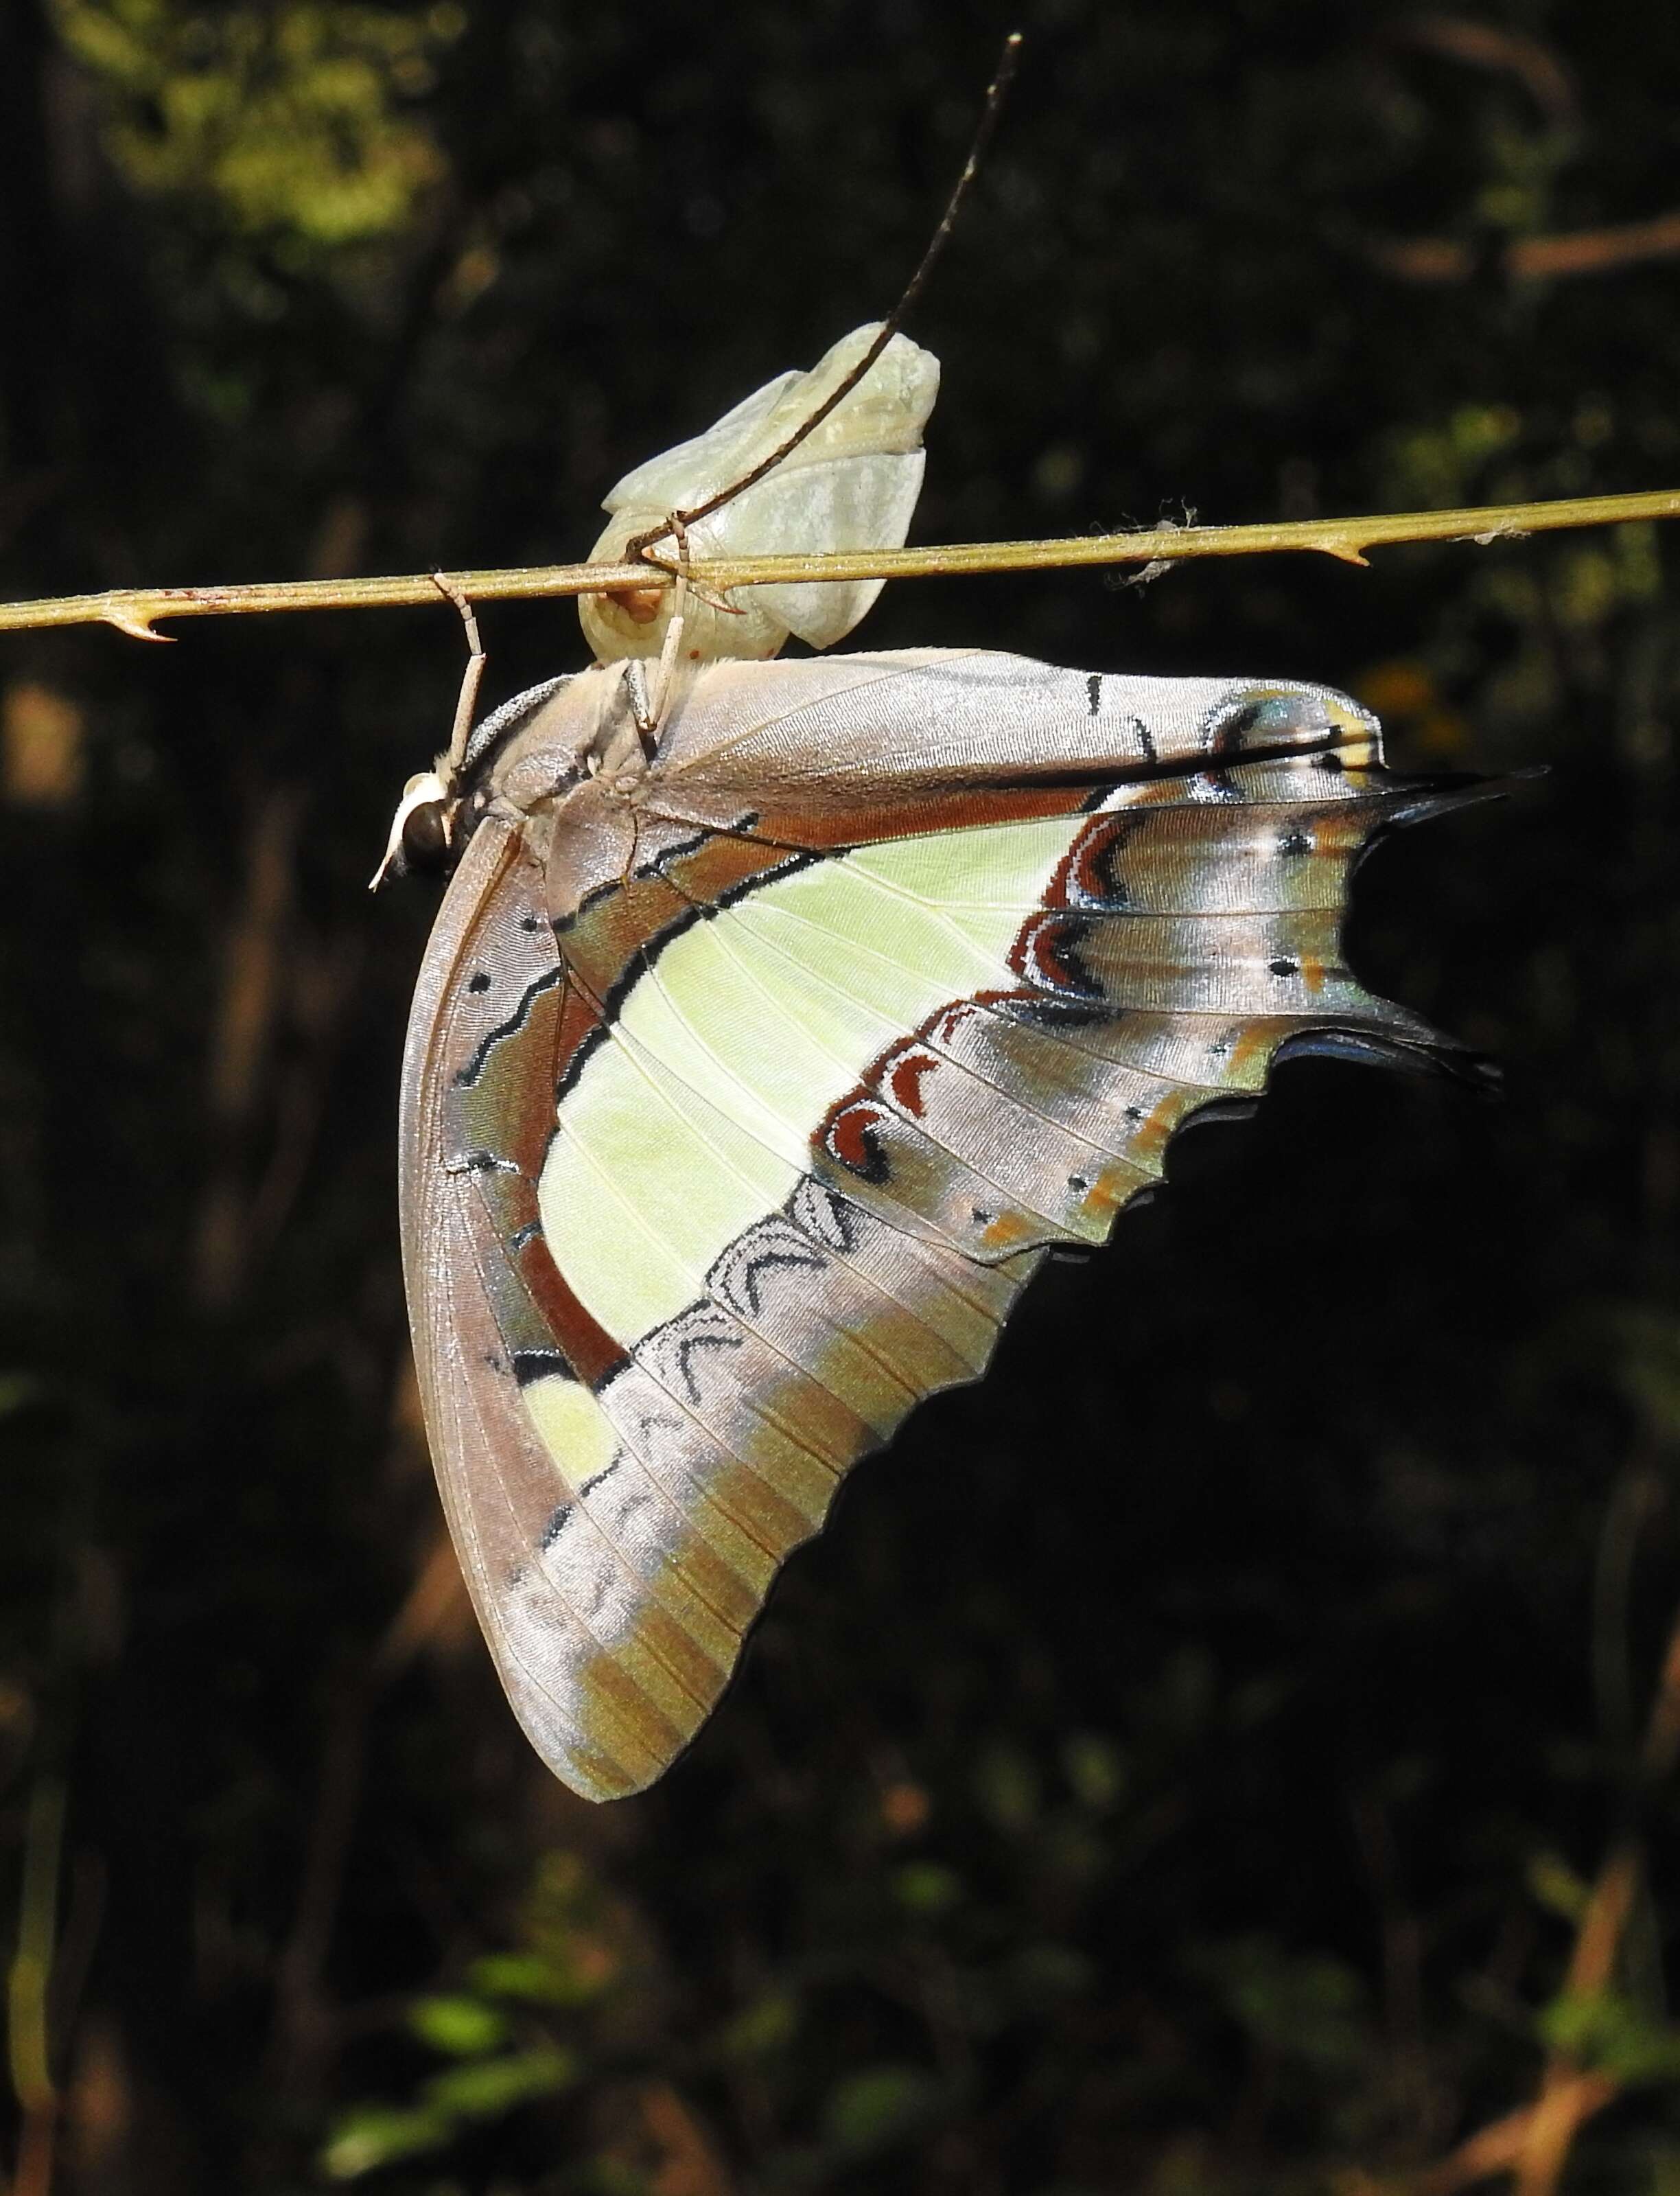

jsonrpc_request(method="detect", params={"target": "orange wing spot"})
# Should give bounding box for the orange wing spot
[887,1048,939,1117]
[1082,1164,1139,1218]
[1012,916,1093,995]
[1130,1095,1184,1167]
[1071,838,1110,903]
[1045,814,1133,910]
[980,1210,1037,1252]
[1224,1024,1275,1085]
[1031,932,1067,985]
[826,1100,890,1179]
[927,1001,977,1047]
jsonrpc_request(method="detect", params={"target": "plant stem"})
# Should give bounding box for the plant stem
[0,488,1675,641]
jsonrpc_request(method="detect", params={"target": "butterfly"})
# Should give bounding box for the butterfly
[390,331,1486,1801]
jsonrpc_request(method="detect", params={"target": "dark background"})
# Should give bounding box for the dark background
[3,1,1679,2188]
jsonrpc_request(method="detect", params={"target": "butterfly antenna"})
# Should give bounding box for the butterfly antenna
[624,29,1024,565]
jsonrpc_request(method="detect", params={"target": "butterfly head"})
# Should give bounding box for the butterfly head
[371,673,579,891]
[370,767,458,888]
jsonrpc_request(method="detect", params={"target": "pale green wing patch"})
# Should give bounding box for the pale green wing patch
[541,815,1090,1345]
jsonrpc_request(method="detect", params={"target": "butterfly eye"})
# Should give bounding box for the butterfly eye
[399,797,452,873]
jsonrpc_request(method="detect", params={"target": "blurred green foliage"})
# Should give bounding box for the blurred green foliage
[52,0,462,248]
[3,0,1680,2189]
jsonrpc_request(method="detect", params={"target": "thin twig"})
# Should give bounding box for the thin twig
[1,487,1676,641]
[1342,2071,1620,2196]
[1509,1842,1642,2196]
[1366,208,1680,284]
[1379,1593,1680,2196]
[8,1779,65,2196]
[1507,1584,1680,2195]
[1381,16,1578,128]
[622,30,1023,559]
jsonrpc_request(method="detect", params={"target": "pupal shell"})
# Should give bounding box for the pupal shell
[579,324,939,664]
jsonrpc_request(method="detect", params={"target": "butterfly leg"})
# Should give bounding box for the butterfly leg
[629,516,692,748]
[368,573,489,888]
[432,570,487,784]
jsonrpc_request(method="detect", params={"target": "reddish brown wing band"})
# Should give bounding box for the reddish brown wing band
[398,650,1485,1799]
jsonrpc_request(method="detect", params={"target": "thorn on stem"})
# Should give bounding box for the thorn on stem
[105,608,174,643]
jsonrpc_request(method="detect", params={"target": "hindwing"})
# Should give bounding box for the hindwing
[399,651,1484,1799]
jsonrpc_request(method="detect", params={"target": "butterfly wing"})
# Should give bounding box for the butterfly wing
[401,651,1481,1799]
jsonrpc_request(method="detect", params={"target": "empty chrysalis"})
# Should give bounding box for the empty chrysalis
[579,322,940,666]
